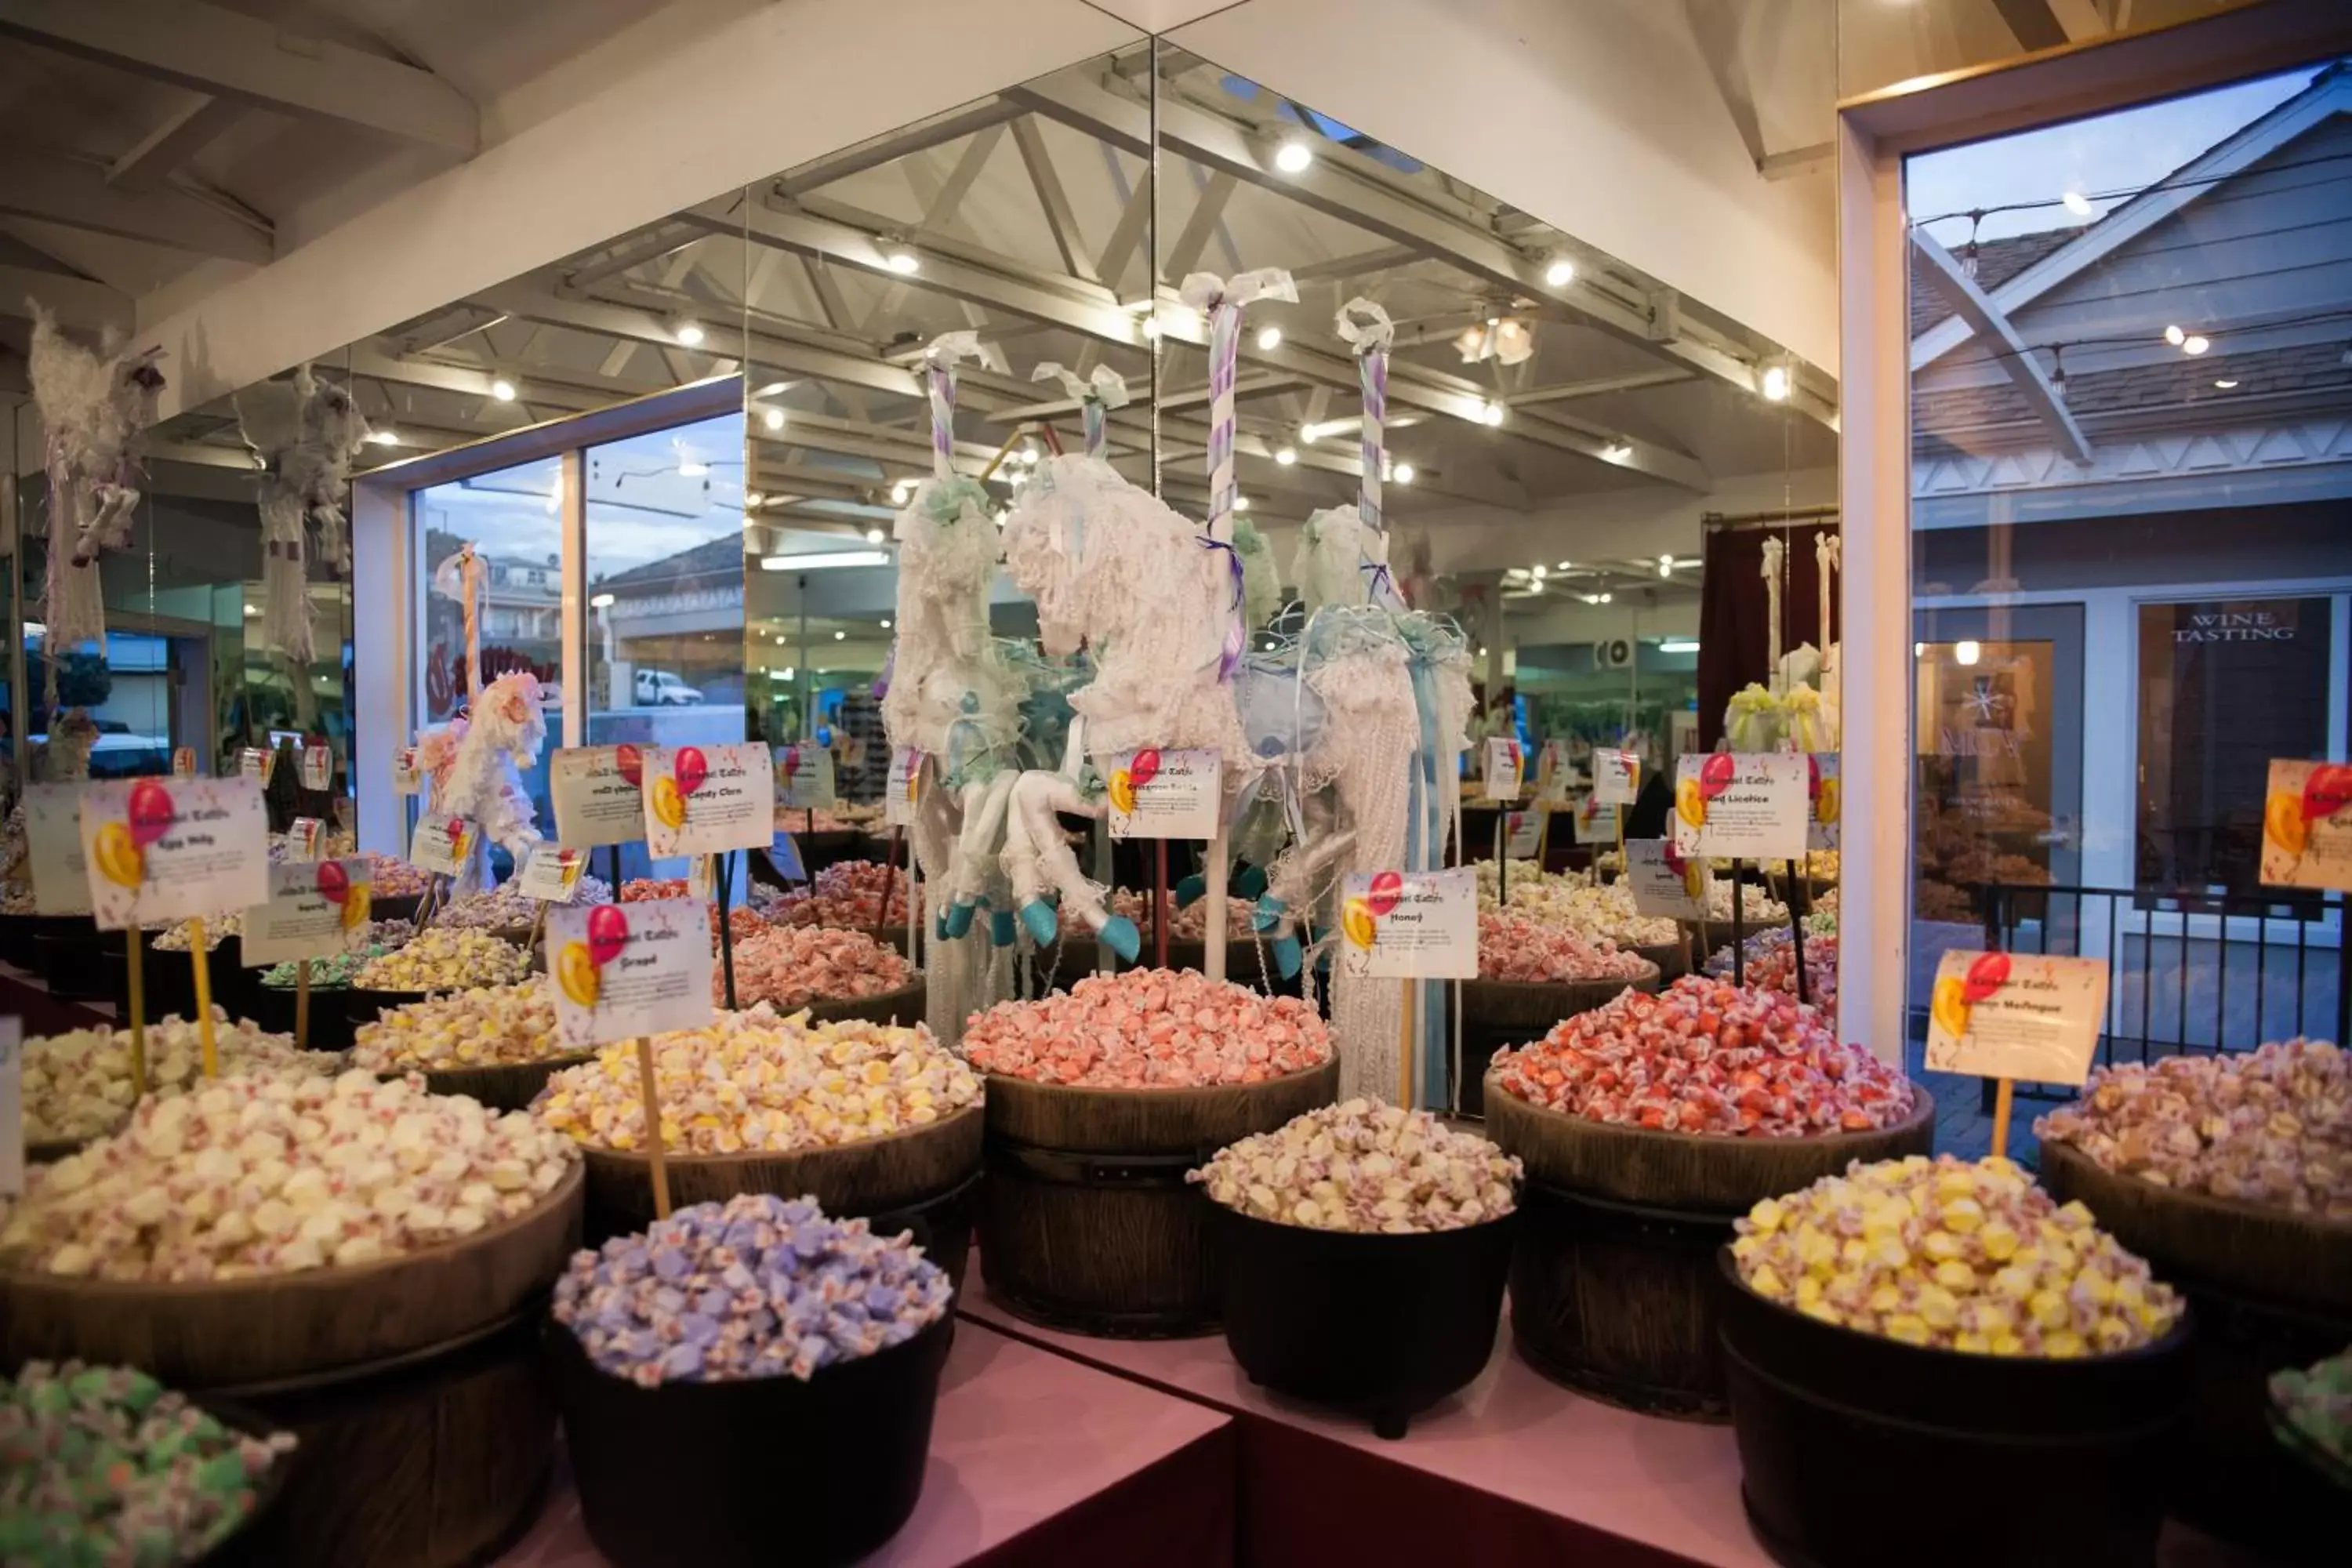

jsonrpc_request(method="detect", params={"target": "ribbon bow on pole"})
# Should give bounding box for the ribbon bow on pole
[1179,269,1297,679]
[922,331,985,484]
[1032,362,1131,459]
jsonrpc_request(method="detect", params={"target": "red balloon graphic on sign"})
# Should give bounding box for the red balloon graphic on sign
[1366,870,1404,916]
[586,904,630,967]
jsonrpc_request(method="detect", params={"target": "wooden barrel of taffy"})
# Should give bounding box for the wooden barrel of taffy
[412,1053,596,1115]
[252,979,373,1055]
[2041,1139,2352,1563]
[1636,938,1688,982]
[1456,967,1661,1119]
[0,1164,585,1567]
[803,976,926,1029]
[1485,1075,1936,1419]
[578,1105,985,1295]
[977,1058,1342,1338]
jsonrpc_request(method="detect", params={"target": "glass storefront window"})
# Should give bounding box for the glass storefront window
[1905,60,2352,1119]
[583,411,748,878]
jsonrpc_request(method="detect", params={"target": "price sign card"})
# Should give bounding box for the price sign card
[410,811,475,875]
[547,898,713,1049]
[517,843,589,902]
[240,747,274,786]
[552,745,649,848]
[1484,738,1524,803]
[885,749,923,827]
[777,742,837,811]
[2260,760,2352,891]
[24,783,92,916]
[1627,840,1710,920]
[1338,868,1477,979]
[1109,748,1221,840]
[0,1017,20,1200]
[1503,808,1545,861]
[242,858,374,966]
[287,817,325,861]
[1572,795,1621,845]
[172,747,197,779]
[1594,749,1641,807]
[80,778,269,931]
[393,746,423,795]
[644,742,775,858]
[301,745,333,790]
[1672,752,1808,861]
[1808,753,1842,852]
[1924,951,2110,1087]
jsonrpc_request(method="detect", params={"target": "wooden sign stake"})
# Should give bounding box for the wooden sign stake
[1784,858,1810,1008]
[1991,1078,2015,1160]
[125,925,149,1098]
[295,957,311,1051]
[1396,977,1416,1111]
[634,1033,672,1220]
[1730,861,1746,988]
[714,854,739,1011]
[189,916,219,1076]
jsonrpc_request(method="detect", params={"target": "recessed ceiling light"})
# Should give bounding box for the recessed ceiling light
[890,480,915,505]
[1256,325,1282,351]
[1274,446,1298,466]
[1479,401,1504,427]
[2214,378,2239,389]
[763,408,785,432]
[1598,592,1613,604]
[1602,441,1633,463]
[2061,191,2093,218]
[490,378,517,402]
[865,527,885,544]
[1274,140,1313,173]
[1235,495,1252,511]
[1760,365,1790,401]
[1544,257,1575,288]
[883,249,920,275]
[1392,463,1414,485]
[1531,564,1547,579]
[674,321,705,346]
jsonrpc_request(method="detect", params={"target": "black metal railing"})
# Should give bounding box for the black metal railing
[1915,882,2347,1105]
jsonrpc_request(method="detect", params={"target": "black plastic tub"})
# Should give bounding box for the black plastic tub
[35,916,118,1001]
[252,979,371,1055]
[187,1399,294,1568]
[0,909,40,968]
[1210,1199,1515,1437]
[548,1308,951,1568]
[1716,1249,2195,1568]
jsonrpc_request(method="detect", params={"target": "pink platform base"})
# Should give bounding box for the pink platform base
[498,1323,1235,1568]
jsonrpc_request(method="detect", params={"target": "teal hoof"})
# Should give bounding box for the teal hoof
[1236,866,1268,899]
[1272,934,1303,979]
[944,902,975,939]
[990,909,1016,947]
[1020,902,1060,946]
[1251,895,1286,933]
[1174,874,1206,908]
[1100,916,1142,964]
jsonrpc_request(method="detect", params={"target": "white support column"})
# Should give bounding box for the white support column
[559,449,586,750]
[1835,114,1913,1066]
[351,477,408,858]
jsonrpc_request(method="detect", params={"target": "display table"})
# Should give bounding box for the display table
[960,1287,2273,1568]
[496,1323,1236,1567]
[0,960,111,1036]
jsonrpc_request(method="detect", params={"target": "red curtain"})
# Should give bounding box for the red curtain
[1697,522,1839,750]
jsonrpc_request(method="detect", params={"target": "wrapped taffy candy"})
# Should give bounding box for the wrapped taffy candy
[2272,1345,2352,1469]
[768,861,912,929]
[353,927,531,992]
[1707,930,1839,1014]
[963,968,1332,1088]
[259,928,412,992]
[151,914,239,952]
[1191,1099,1520,1232]
[24,1014,319,1145]
[2033,1040,2351,1218]
[722,926,913,1011]
[1474,865,1679,948]
[351,982,565,1073]
[554,1194,952,1387]
[534,1007,978,1156]
[1107,890,1261,942]
[436,875,613,930]
[1704,879,1788,926]
[1,1359,296,1565]
[362,855,430,898]
[1489,975,1909,1134]
[626,878,769,944]
[1730,1154,2183,1356]
[2,1071,579,1280]
[1477,910,1651,985]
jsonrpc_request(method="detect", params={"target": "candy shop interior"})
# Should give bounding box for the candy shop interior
[0,3,2349,1568]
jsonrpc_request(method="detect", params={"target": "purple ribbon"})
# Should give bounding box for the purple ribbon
[1198,535,1246,681]
[873,641,897,700]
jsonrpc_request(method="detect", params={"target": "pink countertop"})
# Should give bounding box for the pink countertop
[498,1323,1232,1567]
[960,1291,1771,1568]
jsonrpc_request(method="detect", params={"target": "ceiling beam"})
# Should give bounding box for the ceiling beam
[1013,73,1834,430]
[0,263,129,331]
[107,96,244,191]
[987,371,1296,424]
[1504,368,1696,407]
[0,149,272,262]
[0,0,479,156]
[776,97,1024,199]
[1909,229,2092,466]
[1009,115,1096,285]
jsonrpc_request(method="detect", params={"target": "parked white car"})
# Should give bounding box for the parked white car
[633,670,702,706]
